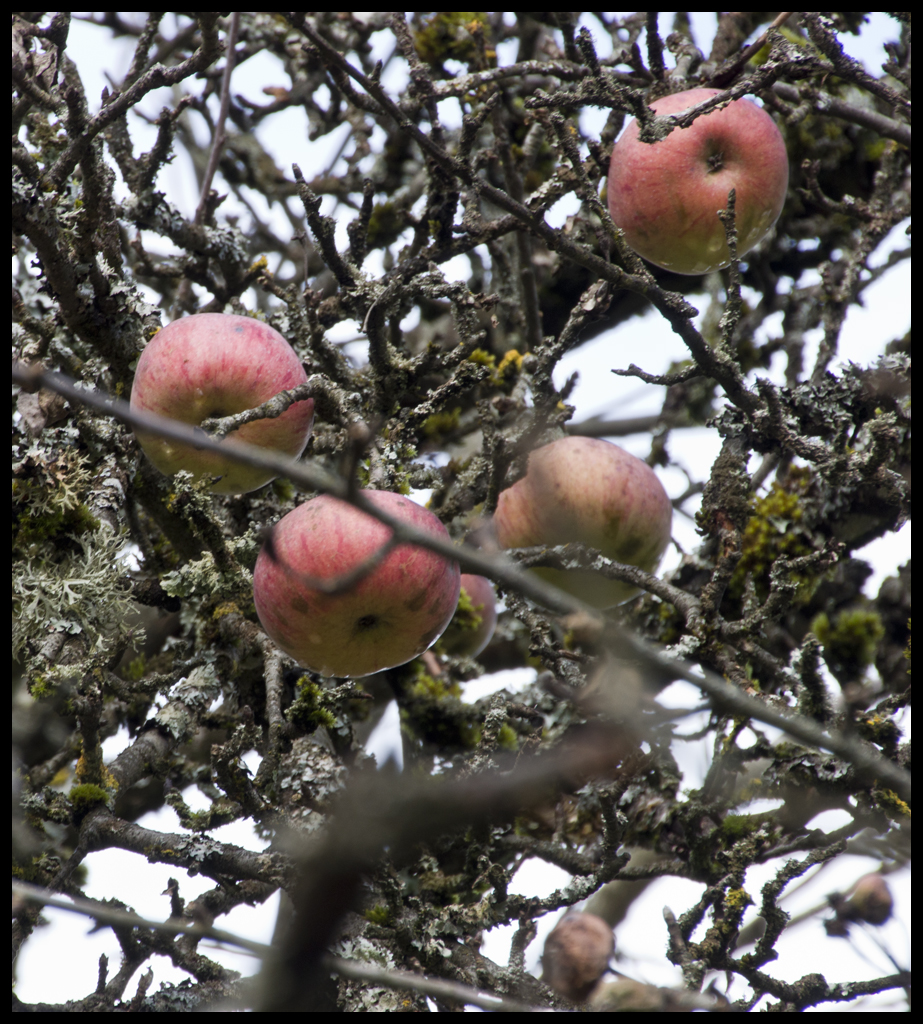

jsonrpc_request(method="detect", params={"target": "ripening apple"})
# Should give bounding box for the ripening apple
[253,490,461,677]
[439,574,498,658]
[130,313,315,494]
[542,911,615,1002]
[607,87,789,274]
[846,873,893,926]
[493,436,672,608]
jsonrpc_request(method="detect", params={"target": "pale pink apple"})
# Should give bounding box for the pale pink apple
[253,490,461,677]
[493,436,672,608]
[846,873,893,926]
[439,574,497,658]
[608,87,789,274]
[130,313,315,494]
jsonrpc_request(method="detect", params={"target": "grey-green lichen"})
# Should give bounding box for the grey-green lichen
[160,545,252,601]
[13,441,143,662]
[14,520,137,661]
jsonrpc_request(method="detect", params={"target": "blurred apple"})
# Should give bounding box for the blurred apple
[846,873,893,925]
[253,490,461,677]
[542,911,614,1002]
[608,87,789,274]
[439,574,497,658]
[493,436,672,608]
[130,312,315,493]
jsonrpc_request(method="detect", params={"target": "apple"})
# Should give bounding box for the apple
[253,490,461,677]
[130,313,315,494]
[846,873,893,926]
[607,87,789,274]
[439,574,497,658]
[493,436,672,608]
[542,912,615,1002]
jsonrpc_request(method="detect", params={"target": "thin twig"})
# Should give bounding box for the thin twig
[709,12,795,87]
[772,81,910,147]
[11,364,912,802]
[195,12,240,224]
[11,881,537,1012]
[288,13,765,417]
[12,880,270,955]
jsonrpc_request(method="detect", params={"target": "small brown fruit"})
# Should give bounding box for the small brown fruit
[541,911,614,1002]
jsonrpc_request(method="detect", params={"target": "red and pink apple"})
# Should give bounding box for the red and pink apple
[253,490,461,677]
[130,313,315,494]
[608,87,789,274]
[439,574,497,658]
[493,436,672,608]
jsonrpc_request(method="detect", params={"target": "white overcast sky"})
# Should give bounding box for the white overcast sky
[15,13,909,1011]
